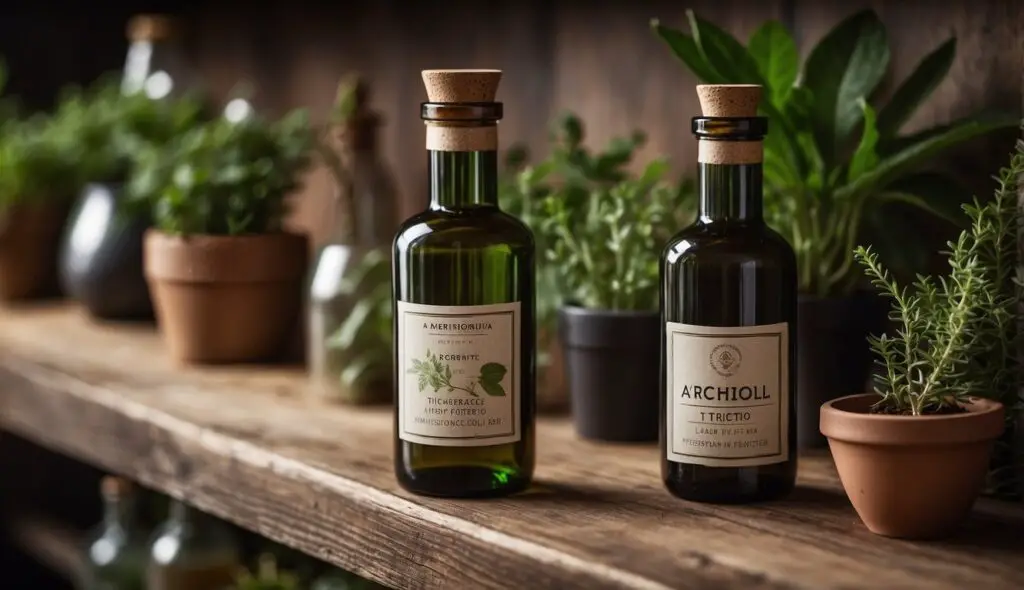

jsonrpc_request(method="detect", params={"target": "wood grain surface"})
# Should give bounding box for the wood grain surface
[1,304,1023,590]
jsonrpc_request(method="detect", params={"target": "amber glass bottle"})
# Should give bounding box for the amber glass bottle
[660,84,798,504]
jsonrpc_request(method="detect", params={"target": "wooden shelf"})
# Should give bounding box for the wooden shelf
[1,304,1023,590]
[5,511,85,583]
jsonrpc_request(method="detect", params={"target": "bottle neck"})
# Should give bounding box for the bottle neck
[102,494,135,529]
[698,162,763,224]
[429,150,498,210]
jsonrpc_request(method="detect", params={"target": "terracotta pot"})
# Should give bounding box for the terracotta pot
[144,230,309,364]
[0,202,70,301]
[820,393,1004,539]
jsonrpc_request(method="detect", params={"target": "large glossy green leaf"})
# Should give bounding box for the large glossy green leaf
[883,171,970,225]
[650,20,724,83]
[748,21,799,107]
[803,10,890,166]
[848,99,879,182]
[876,38,956,139]
[686,10,764,84]
[837,113,1021,199]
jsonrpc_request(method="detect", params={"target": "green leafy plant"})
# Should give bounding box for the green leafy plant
[125,109,315,236]
[56,77,206,184]
[0,114,84,208]
[854,134,1023,416]
[503,113,696,314]
[407,350,508,398]
[653,9,1019,297]
[541,159,691,311]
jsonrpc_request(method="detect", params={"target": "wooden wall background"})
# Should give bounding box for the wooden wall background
[180,0,1024,245]
[0,0,1021,243]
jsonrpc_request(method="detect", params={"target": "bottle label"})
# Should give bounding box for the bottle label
[665,321,789,467]
[397,301,521,446]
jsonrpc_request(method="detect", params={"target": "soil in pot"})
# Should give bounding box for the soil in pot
[820,393,1004,540]
[797,293,888,448]
[59,183,154,321]
[144,230,309,364]
[559,306,659,442]
[0,202,70,301]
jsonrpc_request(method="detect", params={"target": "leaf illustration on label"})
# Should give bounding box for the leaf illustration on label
[406,353,508,398]
[477,362,507,397]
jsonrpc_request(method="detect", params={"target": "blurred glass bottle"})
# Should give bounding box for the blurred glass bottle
[146,500,241,590]
[122,14,199,100]
[309,74,399,404]
[80,476,148,590]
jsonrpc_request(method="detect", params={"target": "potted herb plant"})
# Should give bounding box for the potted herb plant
[542,158,693,442]
[58,78,205,321]
[652,9,1019,447]
[126,109,314,364]
[820,135,1023,539]
[501,113,686,414]
[0,112,82,301]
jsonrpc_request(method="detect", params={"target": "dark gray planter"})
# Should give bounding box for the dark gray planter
[798,292,888,448]
[59,183,153,321]
[558,306,660,442]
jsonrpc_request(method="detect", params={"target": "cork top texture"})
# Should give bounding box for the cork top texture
[422,69,502,103]
[696,84,762,117]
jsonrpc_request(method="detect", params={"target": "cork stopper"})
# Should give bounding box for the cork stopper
[421,69,502,152]
[127,14,178,42]
[101,476,134,499]
[422,69,502,103]
[696,84,761,117]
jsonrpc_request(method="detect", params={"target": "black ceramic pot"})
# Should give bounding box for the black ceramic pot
[59,183,153,321]
[797,292,888,448]
[558,306,660,442]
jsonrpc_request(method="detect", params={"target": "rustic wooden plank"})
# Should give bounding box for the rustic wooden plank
[4,511,86,584]
[1,304,1023,590]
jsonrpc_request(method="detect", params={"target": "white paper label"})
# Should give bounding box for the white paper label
[666,321,789,467]
[397,301,521,447]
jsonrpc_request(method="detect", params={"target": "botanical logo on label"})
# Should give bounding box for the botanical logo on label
[407,349,508,397]
[709,343,742,377]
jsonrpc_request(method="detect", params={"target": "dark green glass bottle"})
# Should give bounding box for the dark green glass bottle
[80,477,148,590]
[393,69,535,498]
[660,84,798,504]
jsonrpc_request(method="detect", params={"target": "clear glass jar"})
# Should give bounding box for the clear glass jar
[146,501,240,590]
[80,477,148,590]
[309,82,398,405]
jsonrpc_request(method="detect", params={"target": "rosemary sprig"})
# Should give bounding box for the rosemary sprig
[855,134,1024,415]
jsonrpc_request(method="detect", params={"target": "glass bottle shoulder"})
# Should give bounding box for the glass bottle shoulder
[662,220,796,269]
[393,207,534,255]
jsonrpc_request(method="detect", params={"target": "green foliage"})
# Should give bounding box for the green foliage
[0,112,86,207]
[543,161,688,311]
[232,554,301,590]
[855,134,1023,416]
[125,109,315,236]
[653,9,1019,297]
[0,75,204,210]
[55,77,206,183]
[324,249,392,395]
[501,113,696,315]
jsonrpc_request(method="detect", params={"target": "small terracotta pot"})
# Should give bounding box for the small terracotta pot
[144,230,309,364]
[0,202,69,301]
[820,393,1004,539]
